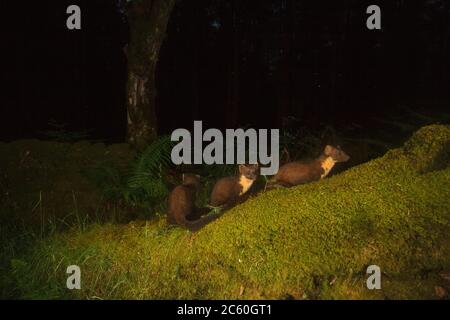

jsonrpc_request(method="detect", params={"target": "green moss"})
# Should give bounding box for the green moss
[5,125,450,299]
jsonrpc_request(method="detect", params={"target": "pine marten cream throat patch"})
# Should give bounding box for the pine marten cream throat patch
[239,176,255,195]
[320,157,336,179]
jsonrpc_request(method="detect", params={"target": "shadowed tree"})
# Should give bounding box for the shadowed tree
[126,0,176,149]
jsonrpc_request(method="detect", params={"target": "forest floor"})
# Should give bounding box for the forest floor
[1,125,449,299]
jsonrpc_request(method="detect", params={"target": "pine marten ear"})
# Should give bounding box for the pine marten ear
[182,173,186,182]
[239,164,245,173]
[324,145,333,156]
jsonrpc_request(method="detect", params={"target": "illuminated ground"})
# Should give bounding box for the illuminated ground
[1,125,449,299]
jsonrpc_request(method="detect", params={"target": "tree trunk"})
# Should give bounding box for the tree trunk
[126,0,176,150]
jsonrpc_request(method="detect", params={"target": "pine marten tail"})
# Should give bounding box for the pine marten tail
[183,212,223,232]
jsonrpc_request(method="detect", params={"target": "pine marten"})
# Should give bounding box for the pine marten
[270,145,350,187]
[167,174,220,232]
[210,164,260,209]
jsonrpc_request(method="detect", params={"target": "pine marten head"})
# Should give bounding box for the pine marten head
[324,145,350,163]
[239,164,260,181]
[182,173,201,189]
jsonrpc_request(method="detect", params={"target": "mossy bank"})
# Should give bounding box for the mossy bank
[4,125,450,299]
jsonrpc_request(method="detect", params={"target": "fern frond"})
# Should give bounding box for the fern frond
[127,135,175,189]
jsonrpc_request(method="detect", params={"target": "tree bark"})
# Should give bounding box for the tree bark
[126,0,176,149]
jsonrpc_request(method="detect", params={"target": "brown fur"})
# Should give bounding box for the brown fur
[210,164,260,208]
[167,174,201,225]
[167,174,221,232]
[272,145,350,187]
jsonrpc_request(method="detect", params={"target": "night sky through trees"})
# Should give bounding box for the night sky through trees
[2,0,449,142]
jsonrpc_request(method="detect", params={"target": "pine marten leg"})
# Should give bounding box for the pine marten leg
[277,181,293,188]
[187,207,210,221]
[266,180,292,189]
[236,192,252,205]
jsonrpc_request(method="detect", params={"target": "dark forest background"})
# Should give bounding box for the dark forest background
[2,0,449,142]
